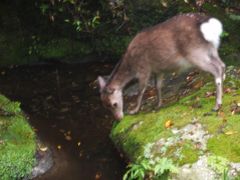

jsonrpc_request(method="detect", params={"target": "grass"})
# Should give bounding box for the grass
[111,66,240,171]
[0,95,36,180]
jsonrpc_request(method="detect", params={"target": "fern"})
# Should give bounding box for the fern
[154,158,178,176]
[123,157,178,180]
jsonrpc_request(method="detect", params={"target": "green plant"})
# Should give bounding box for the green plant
[221,169,240,180]
[123,156,178,180]
[222,169,229,180]
[208,155,229,175]
[38,0,101,33]
[153,157,178,178]
[28,35,41,56]
[123,158,151,180]
[229,14,240,21]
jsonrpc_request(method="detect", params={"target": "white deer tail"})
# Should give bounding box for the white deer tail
[200,18,223,49]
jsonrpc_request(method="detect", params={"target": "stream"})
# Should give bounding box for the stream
[0,62,125,180]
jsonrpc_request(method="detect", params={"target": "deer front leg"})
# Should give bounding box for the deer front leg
[129,76,149,115]
[128,86,146,114]
[156,73,164,108]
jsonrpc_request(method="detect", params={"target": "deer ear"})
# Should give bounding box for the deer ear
[97,76,106,92]
[106,87,115,94]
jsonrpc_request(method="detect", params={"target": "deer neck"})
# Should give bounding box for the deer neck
[106,59,134,91]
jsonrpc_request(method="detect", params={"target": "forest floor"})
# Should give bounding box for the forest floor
[111,65,240,180]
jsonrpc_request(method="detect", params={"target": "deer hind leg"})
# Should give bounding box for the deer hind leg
[217,56,226,80]
[129,73,150,115]
[187,50,224,111]
[208,51,225,110]
[210,56,225,110]
[211,50,226,80]
[155,73,164,108]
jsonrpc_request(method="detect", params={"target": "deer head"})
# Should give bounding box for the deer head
[98,76,124,120]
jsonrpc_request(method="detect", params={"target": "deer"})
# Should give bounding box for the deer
[98,13,225,120]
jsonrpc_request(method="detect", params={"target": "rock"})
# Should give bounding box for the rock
[174,123,212,151]
[25,144,53,179]
[174,156,217,180]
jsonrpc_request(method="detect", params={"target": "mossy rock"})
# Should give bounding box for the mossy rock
[0,95,36,179]
[111,66,240,179]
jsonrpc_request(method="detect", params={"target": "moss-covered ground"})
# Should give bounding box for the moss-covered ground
[0,95,36,179]
[111,66,240,178]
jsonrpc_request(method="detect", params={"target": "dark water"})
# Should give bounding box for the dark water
[0,63,125,180]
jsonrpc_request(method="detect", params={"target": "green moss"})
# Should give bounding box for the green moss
[207,155,229,174]
[0,31,95,66]
[94,35,131,57]
[179,143,199,165]
[111,66,240,170]
[208,134,240,162]
[0,32,35,65]
[38,38,93,60]
[0,95,36,179]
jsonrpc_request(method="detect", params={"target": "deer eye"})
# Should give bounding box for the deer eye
[113,103,118,108]
[103,103,111,109]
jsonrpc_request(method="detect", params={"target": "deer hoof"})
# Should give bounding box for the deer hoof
[128,109,139,115]
[212,104,222,112]
[157,102,163,108]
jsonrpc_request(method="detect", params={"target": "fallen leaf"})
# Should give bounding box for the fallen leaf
[38,142,48,152]
[65,135,72,141]
[193,80,203,89]
[39,146,48,152]
[224,88,232,93]
[225,131,238,135]
[59,129,65,133]
[60,107,70,113]
[218,111,225,118]
[147,88,155,96]
[230,102,240,114]
[195,142,202,149]
[79,151,83,157]
[203,112,212,116]
[192,102,202,109]
[95,172,102,179]
[46,96,53,100]
[165,120,173,128]
[205,91,215,97]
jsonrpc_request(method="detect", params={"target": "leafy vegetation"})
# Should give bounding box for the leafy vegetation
[123,143,178,180]
[0,95,36,179]
[0,0,239,65]
[123,157,177,180]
